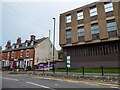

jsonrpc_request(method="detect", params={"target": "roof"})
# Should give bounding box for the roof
[2,37,47,52]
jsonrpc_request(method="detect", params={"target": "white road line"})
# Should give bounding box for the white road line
[3,77,19,82]
[26,82,51,89]
[111,86,119,88]
[82,82,100,86]
[54,84,59,86]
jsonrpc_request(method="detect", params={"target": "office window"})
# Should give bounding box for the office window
[20,50,23,58]
[78,27,84,37]
[91,23,99,34]
[11,51,14,59]
[90,7,97,17]
[104,2,113,13]
[107,19,117,32]
[77,11,83,20]
[66,29,72,39]
[66,15,71,23]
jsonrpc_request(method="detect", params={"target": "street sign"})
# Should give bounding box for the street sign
[67,64,70,68]
[67,56,71,68]
[67,56,70,60]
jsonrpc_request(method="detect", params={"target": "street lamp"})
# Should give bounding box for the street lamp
[52,18,55,73]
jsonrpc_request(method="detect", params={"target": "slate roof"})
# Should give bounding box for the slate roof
[2,37,47,52]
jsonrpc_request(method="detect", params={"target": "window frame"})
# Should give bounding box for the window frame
[11,51,14,59]
[91,23,99,35]
[66,15,71,23]
[26,49,29,58]
[104,2,113,13]
[90,6,97,17]
[107,19,117,32]
[78,27,84,37]
[20,50,23,58]
[66,29,72,39]
[77,11,83,20]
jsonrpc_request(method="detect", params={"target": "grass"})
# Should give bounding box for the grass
[48,68,120,74]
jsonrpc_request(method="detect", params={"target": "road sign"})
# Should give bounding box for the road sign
[67,56,71,68]
[67,64,70,68]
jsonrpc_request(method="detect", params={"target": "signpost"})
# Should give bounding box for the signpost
[66,56,71,74]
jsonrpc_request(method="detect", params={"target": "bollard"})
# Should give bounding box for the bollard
[82,66,84,75]
[101,66,104,76]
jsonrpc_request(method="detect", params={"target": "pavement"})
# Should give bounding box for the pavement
[2,73,120,89]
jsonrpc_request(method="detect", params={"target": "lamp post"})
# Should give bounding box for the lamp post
[52,18,55,73]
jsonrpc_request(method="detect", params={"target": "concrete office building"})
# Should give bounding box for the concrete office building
[59,1,120,69]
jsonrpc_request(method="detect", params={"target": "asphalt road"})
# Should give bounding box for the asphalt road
[2,73,119,90]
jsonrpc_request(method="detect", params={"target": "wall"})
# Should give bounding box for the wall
[34,38,58,65]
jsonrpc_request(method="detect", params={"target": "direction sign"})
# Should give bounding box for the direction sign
[67,56,71,68]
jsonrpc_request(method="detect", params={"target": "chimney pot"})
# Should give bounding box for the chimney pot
[30,35,36,41]
[17,37,21,44]
[6,40,11,48]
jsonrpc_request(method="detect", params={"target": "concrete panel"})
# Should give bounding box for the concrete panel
[83,7,92,41]
[71,10,78,43]
[113,2,120,37]
[59,14,66,45]
[97,2,108,39]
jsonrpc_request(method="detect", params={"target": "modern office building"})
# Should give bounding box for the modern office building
[59,1,120,69]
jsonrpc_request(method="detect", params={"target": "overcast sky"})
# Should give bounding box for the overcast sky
[1,0,98,50]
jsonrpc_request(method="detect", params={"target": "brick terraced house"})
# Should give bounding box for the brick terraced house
[2,35,58,70]
[59,1,120,69]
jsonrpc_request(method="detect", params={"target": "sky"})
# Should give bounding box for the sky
[0,0,98,50]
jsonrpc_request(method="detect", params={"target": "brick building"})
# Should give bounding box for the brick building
[2,35,58,70]
[59,1,120,69]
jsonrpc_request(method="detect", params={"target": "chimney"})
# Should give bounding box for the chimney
[30,35,36,41]
[6,40,11,49]
[17,37,21,44]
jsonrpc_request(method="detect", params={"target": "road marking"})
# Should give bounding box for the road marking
[111,86,119,88]
[54,84,59,86]
[97,83,119,87]
[3,77,19,82]
[26,82,55,90]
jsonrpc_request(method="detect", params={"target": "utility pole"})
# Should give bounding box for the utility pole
[48,30,50,70]
[52,18,55,73]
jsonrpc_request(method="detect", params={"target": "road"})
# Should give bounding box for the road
[2,73,119,90]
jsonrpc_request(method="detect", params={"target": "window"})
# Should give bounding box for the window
[66,15,71,23]
[11,51,14,59]
[16,45,19,48]
[78,27,84,37]
[66,29,72,39]
[107,19,117,32]
[91,23,99,34]
[90,7,97,17]
[104,2,113,13]
[31,41,34,45]
[77,11,83,20]
[26,49,29,57]
[7,52,10,59]
[20,50,23,58]
[25,42,28,47]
